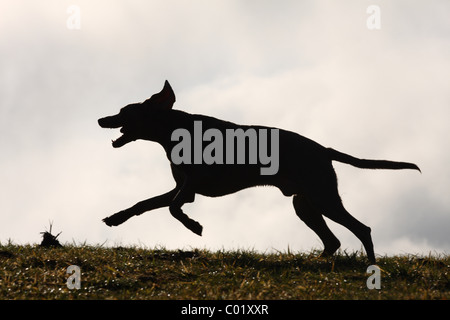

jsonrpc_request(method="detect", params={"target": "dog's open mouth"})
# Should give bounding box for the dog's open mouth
[98,116,134,148]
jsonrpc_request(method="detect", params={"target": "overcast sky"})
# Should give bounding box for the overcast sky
[1,1,449,257]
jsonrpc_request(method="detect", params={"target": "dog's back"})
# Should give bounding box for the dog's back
[162,109,333,197]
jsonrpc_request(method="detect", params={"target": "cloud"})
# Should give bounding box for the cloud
[1,1,449,256]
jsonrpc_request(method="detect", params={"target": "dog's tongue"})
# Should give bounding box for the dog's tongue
[112,135,133,148]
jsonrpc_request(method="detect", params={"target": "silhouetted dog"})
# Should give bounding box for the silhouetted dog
[98,81,420,264]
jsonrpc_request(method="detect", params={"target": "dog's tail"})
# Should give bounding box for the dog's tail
[327,148,421,172]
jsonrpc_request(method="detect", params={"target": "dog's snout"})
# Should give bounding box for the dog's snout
[98,117,106,127]
[98,115,122,129]
[98,117,112,128]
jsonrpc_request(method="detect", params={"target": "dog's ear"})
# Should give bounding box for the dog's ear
[144,80,176,110]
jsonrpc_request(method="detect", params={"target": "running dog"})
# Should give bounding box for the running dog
[98,80,420,264]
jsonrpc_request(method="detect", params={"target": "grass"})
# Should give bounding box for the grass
[0,243,448,300]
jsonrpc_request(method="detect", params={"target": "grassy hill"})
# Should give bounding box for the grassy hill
[0,243,448,300]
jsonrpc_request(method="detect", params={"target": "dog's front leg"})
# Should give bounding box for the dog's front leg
[103,188,179,227]
[169,183,203,236]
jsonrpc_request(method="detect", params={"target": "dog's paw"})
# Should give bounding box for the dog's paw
[102,216,116,227]
[102,211,133,227]
[188,220,203,236]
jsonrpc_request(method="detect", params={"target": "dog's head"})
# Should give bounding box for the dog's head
[98,80,176,148]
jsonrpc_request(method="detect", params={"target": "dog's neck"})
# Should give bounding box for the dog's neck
[148,109,194,158]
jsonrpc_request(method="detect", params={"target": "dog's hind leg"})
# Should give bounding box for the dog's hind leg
[169,181,203,236]
[293,195,341,258]
[307,168,376,264]
[323,200,375,264]
[103,188,179,227]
